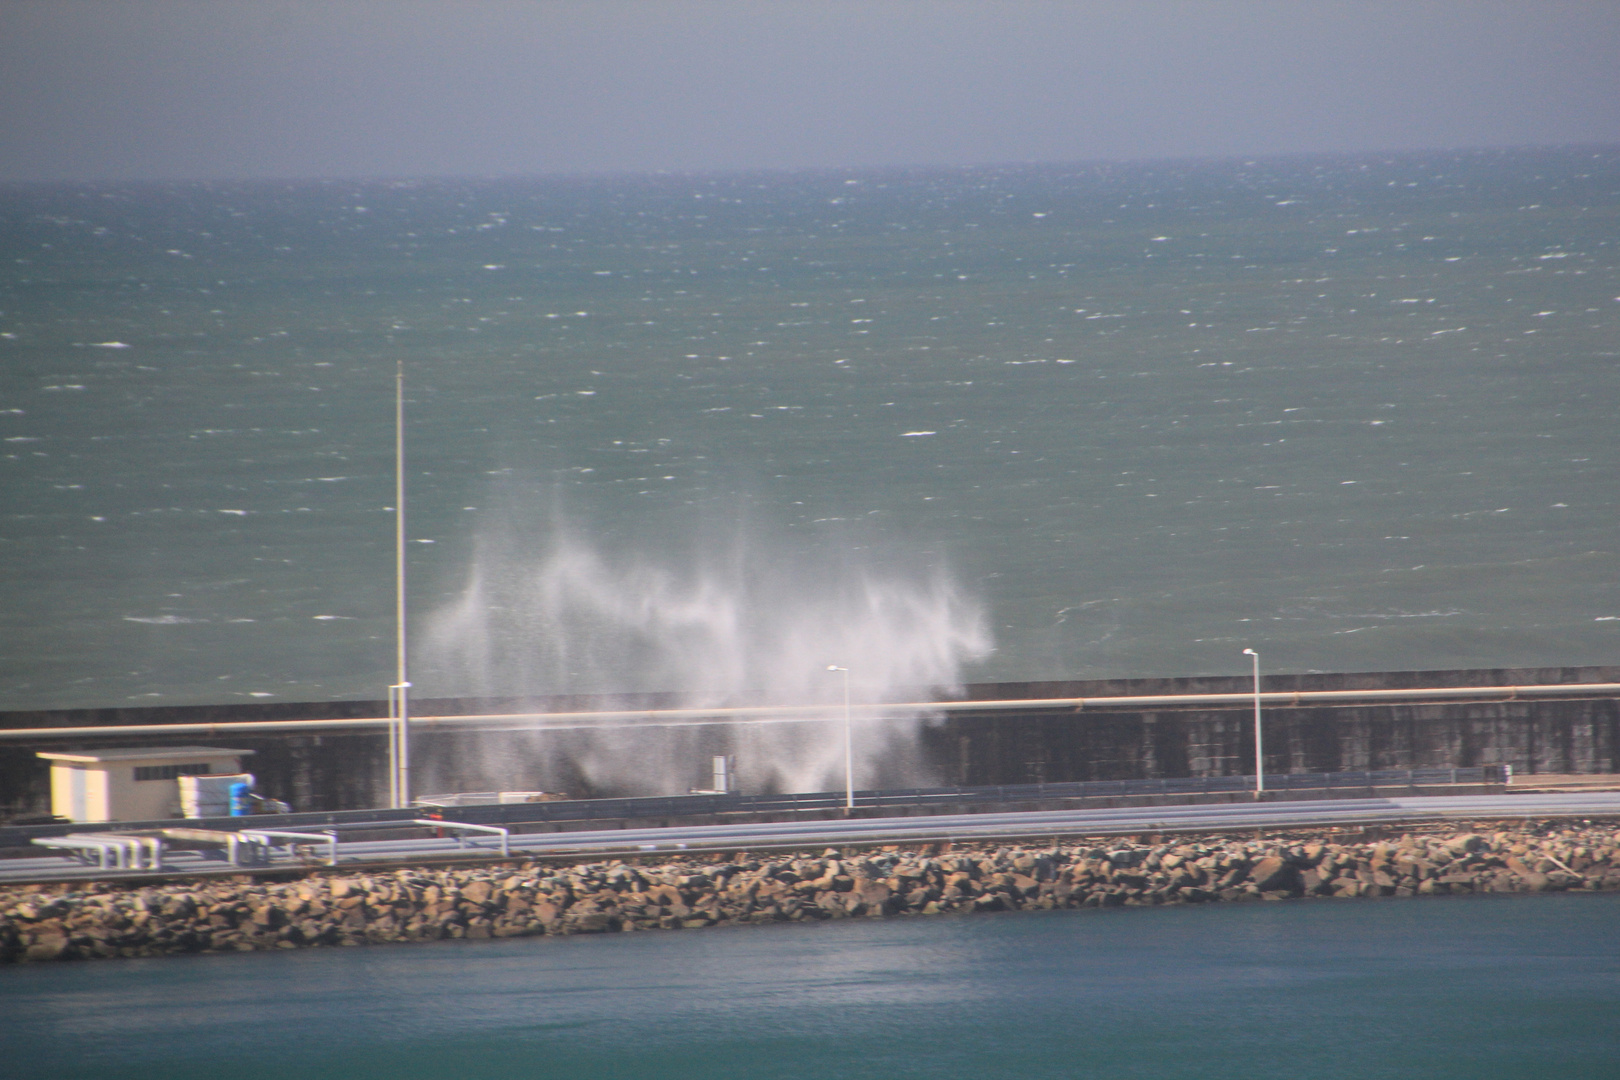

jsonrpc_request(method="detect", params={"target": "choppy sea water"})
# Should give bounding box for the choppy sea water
[1,147,1617,711]
[2,892,1616,1079]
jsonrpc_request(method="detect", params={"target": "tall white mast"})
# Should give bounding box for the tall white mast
[392,360,411,808]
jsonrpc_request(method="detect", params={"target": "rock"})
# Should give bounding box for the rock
[6,827,1611,966]
[24,936,68,962]
[1248,857,1296,893]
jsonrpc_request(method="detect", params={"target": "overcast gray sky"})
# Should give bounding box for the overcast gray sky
[2,0,1616,181]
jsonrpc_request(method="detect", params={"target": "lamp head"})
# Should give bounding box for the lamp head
[1242,648,1257,657]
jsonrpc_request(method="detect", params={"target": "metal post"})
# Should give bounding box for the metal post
[391,682,412,807]
[1243,648,1263,798]
[386,683,399,809]
[827,665,852,812]
[393,361,411,809]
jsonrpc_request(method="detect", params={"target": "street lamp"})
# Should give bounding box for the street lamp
[1242,648,1262,799]
[392,360,411,809]
[827,665,853,812]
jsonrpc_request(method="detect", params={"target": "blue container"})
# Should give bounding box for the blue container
[229,781,253,817]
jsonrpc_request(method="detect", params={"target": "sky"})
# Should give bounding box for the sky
[1,0,1617,182]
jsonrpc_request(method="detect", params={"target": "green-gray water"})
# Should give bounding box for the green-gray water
[3,892,1617,1079]
[5,150,1616,1076]
[3,147,1618,713]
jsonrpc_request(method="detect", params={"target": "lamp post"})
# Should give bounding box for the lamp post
[827,665,852,812]
[1242,648,1262,799]
[392,360,411,809]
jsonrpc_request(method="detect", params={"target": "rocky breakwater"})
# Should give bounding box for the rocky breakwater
[4,823,1619,963]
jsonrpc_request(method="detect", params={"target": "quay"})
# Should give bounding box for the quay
[3,665,1619,820]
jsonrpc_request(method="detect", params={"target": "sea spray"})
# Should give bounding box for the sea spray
[417,519,992,796]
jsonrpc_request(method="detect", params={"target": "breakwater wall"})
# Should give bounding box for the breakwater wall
[930,666,1620,786]
[3,666,1617,818]
[4,821,1618,963]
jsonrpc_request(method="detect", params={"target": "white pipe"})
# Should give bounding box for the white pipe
[36,833,162,869]
[239,829,339,866]
[410,820,508,857]
[79,834,141,869]
[5,682,1620,741]
[33,836,116,867]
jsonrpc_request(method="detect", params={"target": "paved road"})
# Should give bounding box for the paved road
[8,791,1620,884]
[494,791,1620,859]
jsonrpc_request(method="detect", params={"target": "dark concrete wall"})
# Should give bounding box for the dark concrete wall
[3,667,1617,819]
[923,697,1620,786]
[954,664,1620,700]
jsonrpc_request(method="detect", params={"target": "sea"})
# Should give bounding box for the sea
[3,148,1619,1073]
[2,147,1618,713]
[3,892,1618,1079]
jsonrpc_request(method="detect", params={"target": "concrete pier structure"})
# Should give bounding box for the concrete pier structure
[2,666,1616,819]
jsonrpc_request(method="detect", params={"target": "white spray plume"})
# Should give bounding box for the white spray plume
[418,519,992,796]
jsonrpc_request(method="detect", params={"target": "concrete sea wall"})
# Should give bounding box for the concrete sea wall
[3,666,1617,818]
[4,821,1619,963]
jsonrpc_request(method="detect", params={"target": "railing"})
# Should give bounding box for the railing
[2,767,1508,851]
[236,829,340,867]
[30,833,164,870]
[11,768,1514,876]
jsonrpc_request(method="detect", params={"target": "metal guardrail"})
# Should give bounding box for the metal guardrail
[0,767,1507,851]
[435,767,1504,824]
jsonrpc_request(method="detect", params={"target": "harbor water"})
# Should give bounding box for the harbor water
[2,891,1617,1079]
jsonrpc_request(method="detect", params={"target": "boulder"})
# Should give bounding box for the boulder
[24,935,68,962]
[1248,857,1297,893]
